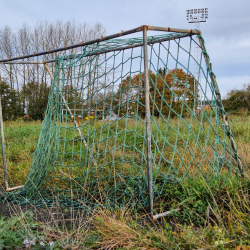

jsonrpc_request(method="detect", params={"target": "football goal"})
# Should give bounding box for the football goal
[0,25,243,219]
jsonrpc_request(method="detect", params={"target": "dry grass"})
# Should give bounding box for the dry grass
[91,208,170,250]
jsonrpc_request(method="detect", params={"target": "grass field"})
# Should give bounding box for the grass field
[0,115,249,249]
[2,114,249,187]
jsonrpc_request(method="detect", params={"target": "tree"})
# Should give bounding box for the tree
[0,81,23,120]
[113,74,144,116]
[152,68,195,117]
[114,68,195,117]
[24,81,50,120]
[223,84,250,113]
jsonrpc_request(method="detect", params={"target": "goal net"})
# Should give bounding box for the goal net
[7,26,243,213]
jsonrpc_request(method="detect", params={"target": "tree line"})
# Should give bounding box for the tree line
[0,64,198,120]
[0,20,105,120]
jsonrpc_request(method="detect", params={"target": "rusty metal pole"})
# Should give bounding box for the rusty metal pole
[143,26,153,218]
[223,115,243,174]
[0,94,8,190]
[0,26,198,63]
[197,35,244,176]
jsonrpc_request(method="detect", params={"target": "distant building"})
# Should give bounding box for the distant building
[201,100,212,110]
[197,100,214,113]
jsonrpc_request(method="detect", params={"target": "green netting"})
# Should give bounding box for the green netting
[6,31,243,209]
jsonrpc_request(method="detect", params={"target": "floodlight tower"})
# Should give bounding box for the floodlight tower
[186,8,208,101]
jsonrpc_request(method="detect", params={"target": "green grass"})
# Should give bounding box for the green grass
[0,212,42,249]
[0,116,249,249]
[1,114,248,190]
[0,120,41,186]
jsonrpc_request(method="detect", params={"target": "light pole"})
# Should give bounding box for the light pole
[186,8,208,107]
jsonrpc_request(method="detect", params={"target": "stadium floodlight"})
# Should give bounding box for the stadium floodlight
[187,8,208,23]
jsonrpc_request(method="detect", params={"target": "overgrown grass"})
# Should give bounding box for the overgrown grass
[1,115,249,187]
[0,116,249,249]
[1,177,250,249]
[0,120,41,186]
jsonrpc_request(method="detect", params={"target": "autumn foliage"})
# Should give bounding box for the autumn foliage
[114,68,195,117]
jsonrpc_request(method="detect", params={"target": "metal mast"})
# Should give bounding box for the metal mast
[186,8,208,105]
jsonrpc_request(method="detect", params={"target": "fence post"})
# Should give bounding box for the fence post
[143,25,153,218]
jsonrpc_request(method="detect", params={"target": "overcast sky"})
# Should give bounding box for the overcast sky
[1,0,250,97]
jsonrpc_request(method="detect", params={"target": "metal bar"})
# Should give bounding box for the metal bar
[6,185,24,192]
[0,33,191,65]
[223,115,243,174]
[46,33,192,63]
[0,26,143,63]
[191,36,203,49]
[0,61,44,65]
[0,25,195,63]
[153,208,180,220]
[198,36,222,108]
[197,35,244,176]
[43,63,98,167]
[143,26,154,218]
[0,94,8,190]
[147,25,199,34]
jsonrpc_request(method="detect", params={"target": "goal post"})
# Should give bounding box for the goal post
[1,25,243,219]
